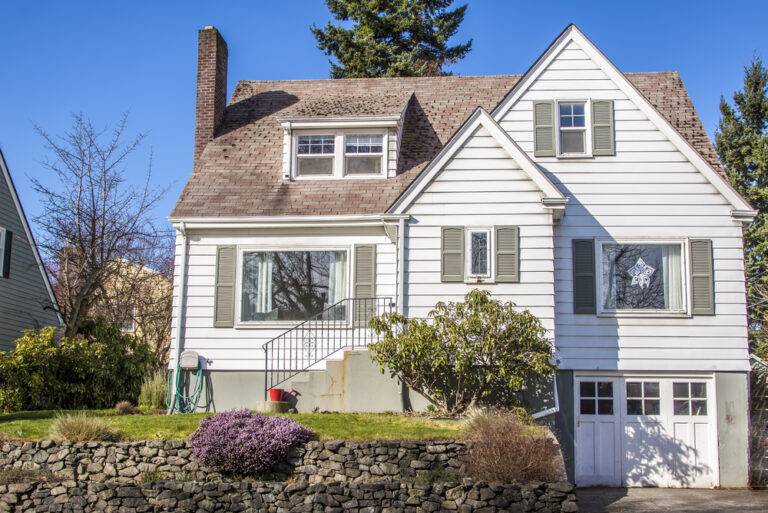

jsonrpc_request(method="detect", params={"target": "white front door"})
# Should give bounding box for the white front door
[574,374,718,488]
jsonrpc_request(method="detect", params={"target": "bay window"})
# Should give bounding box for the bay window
[599,242,686,313]
[240,250,348,322]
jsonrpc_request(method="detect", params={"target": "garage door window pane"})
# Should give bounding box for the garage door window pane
[674,400,690,416]
[626,382,642,397]
[691,383,706,398]
[644,382,660,398]
[627,399,643,415]
[580,399,596,415]
[597,382,613,397]
[597,399,613,415]
[580,382,596,398]
[644,400,660,415]
[673,382,689,398]
[691,400,707,416]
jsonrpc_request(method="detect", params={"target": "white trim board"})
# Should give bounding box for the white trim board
[0,148,63,326]
[490,24,755,217]
[388,107,567,215]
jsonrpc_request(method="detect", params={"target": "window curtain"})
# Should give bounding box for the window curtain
[242,252,273,320]
[602,246,617,310]
[661,245,682,310]
[327,251,347,305]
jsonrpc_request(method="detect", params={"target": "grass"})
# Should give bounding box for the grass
[0,468,60,485]
[0,410,462,442]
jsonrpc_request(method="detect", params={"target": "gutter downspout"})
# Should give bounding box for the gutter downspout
[167,221,188,414]
[397,217,406,314]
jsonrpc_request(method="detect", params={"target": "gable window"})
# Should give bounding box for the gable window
[467,229,491,279]
[558,102,587,154]
[239,249,348,322]
[345,134,383,175]
[296,135,335,176]
[598,241,686,314]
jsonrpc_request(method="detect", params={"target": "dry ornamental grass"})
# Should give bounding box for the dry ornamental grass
[461,410,561,482]
[48,412,122,442]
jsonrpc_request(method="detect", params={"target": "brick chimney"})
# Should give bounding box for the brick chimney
[194,26,228,168]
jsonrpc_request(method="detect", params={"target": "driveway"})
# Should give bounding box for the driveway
[576,487,768,512]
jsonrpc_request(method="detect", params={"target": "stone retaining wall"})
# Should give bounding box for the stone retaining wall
[0,478,578,513]
[0,440,464,483]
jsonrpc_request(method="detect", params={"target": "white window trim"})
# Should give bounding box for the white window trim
[290,129,388,180]
[464,227,494,283]
[595,238,691,318]
[234,245,352,328]
[0,227,6,277]
[556,99,592,158]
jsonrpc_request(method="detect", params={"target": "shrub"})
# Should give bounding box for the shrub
[0,320,154,412]
[369,289,556,415]
[49,412,122,442]
[115,401,139,415]
[461,410,561,482]
[138,370,168,410]
[189,410,313,475]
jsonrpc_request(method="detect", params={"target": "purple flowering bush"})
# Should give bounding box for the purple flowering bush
[188,409,313,475]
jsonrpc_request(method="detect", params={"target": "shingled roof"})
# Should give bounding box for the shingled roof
[170,72,724,218]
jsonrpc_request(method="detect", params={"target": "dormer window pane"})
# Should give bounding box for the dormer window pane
[297,135,334,176]
[345,134,384,175]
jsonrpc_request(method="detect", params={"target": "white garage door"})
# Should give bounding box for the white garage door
[574,374,717,488]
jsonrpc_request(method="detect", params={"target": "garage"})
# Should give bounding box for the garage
[574,374,717,487]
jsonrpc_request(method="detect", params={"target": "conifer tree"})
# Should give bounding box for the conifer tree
[716,57,768,356]
[311,0,472,78]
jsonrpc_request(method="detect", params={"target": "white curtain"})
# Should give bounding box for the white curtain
[661,245,682,310]
[256,253,273,313]
[327,251,347,304]
[602,246,617,310]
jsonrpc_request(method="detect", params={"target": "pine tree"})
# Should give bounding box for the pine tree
[715,57,768,356]
[311,0,472,78]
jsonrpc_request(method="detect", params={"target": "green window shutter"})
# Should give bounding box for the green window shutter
[353,244,376,327]
[1,230,12,279]
[441,227,464,282]
[572,239,596,314]
[533,101,556,157]
[592,100,615,156]
[495,226,519,283]
[214,245,236,328]
[690,239,714,316]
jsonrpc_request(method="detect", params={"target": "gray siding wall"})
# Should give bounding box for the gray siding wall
[0,164,59,350]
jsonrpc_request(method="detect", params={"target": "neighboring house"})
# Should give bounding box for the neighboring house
[93,258,173,365]
[0,148,61,350]
[169,25,756,487]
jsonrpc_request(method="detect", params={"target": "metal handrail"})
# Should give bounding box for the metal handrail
[262,297,393,399]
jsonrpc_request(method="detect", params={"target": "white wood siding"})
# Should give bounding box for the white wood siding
[171,227,396,371]
[404,126,556,336]
[498,39,749,372]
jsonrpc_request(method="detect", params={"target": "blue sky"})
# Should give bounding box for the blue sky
[2,1,766,232]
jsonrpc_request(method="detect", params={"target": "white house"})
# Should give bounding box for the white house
[169,25,756,487]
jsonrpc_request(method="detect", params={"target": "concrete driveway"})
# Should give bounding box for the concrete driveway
[576,487,768,512]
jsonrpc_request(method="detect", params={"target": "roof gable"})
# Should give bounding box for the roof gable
[491,24,753,214]
[390,108,565,215]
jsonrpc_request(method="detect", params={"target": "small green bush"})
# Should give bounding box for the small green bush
[49,412,122,442]
[138,370,168,410]
[0,320,154,412]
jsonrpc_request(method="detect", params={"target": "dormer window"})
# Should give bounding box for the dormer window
[297,135,335,176]
[290,130,388,180]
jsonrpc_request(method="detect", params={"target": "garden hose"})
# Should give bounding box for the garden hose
[166,365,203,414]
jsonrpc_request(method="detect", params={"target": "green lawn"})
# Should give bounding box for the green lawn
[0,410,463,442]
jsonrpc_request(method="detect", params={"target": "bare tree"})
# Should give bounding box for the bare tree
[32,113,169,337]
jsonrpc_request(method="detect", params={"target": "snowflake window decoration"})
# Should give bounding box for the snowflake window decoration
[627,257,655,289]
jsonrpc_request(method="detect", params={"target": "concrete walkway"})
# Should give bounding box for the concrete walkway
[576,487,768,512]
